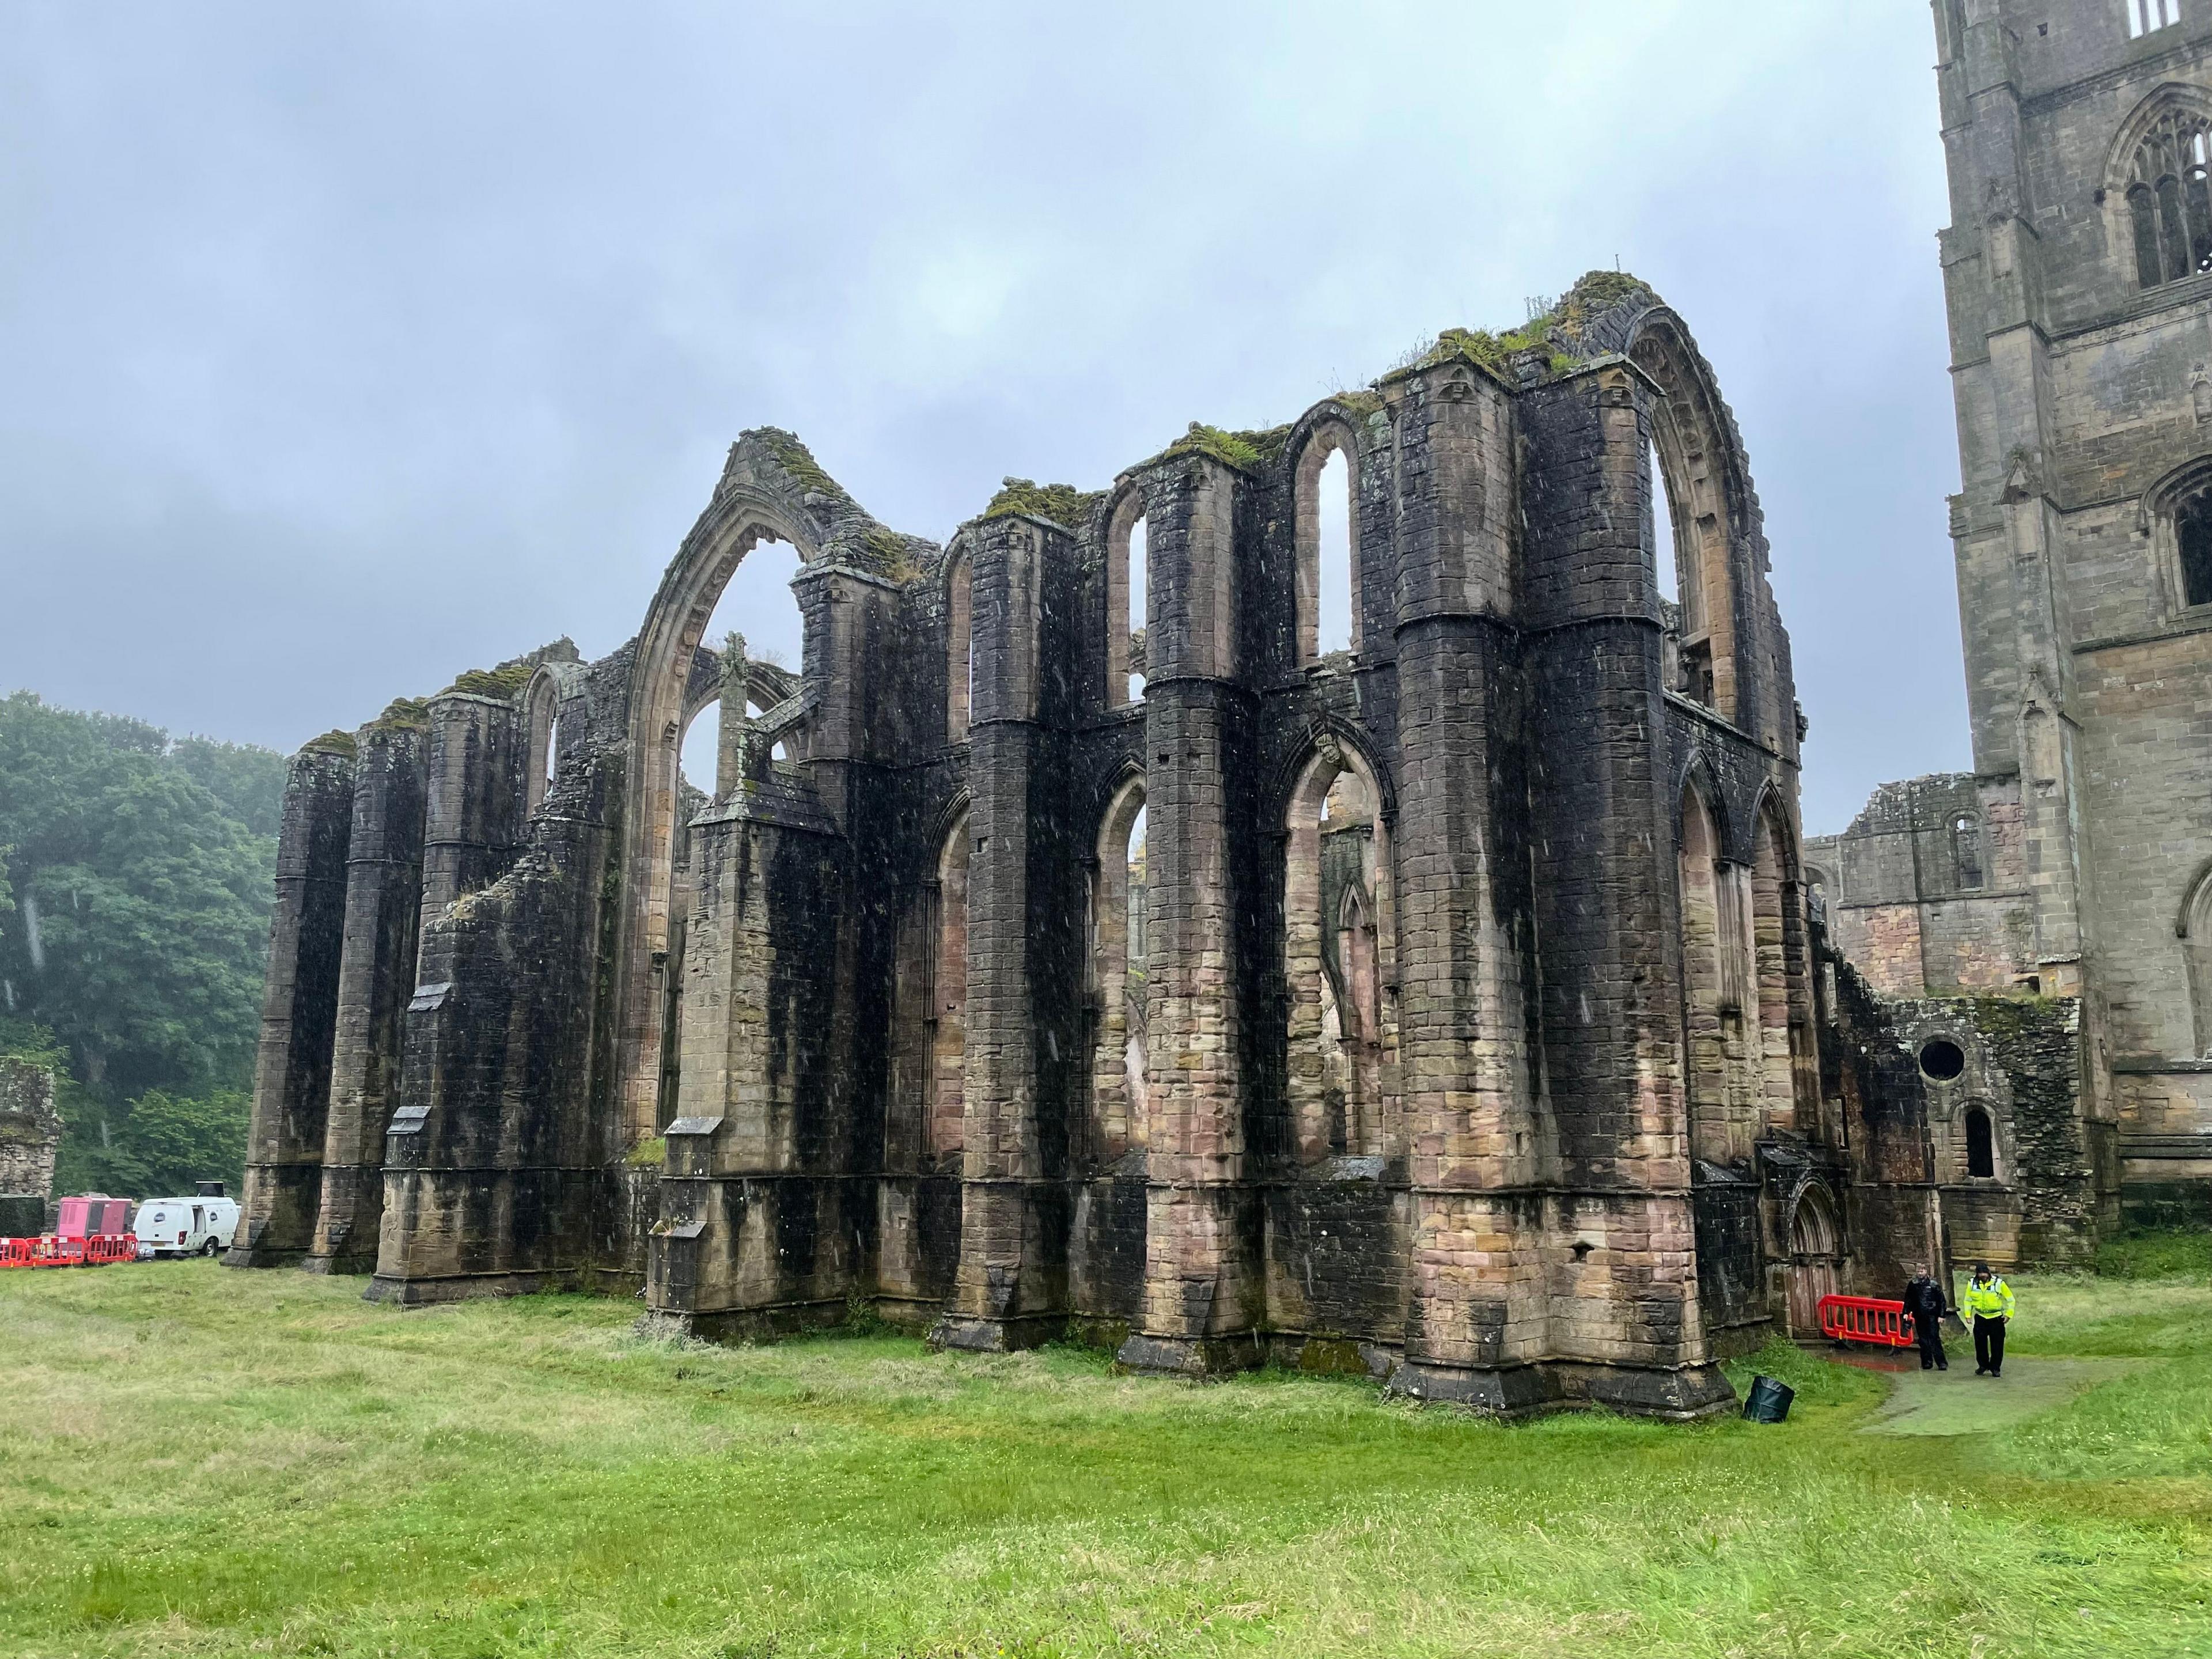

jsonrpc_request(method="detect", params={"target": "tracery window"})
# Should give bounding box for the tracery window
[2126,0,2180,39]
[2125,109,2212,289]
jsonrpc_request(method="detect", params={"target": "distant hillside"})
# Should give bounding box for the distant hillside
[0,690,286,1198]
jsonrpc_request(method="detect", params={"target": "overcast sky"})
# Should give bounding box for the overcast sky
[2,2,1961,833]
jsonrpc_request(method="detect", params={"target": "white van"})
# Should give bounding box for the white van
[133,1185,240,1258]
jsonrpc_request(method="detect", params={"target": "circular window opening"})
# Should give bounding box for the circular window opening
[1918,1038,1967,1081]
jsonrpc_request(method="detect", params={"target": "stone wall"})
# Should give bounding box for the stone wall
[0,1055,60,1204]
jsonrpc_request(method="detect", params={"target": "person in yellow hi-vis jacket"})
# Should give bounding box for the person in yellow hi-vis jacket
[1964,1262,2014,1377]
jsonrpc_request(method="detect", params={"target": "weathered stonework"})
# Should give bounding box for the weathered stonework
[1809,1,2212,1245]
[234,272,1949,1416]
[0,1056,61,1237]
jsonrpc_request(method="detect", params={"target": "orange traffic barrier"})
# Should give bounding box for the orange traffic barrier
[1817,1294,1916,1347]
[0,1233,139,1268]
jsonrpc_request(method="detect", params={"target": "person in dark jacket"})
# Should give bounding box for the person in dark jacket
[1902,1264,1949,1370]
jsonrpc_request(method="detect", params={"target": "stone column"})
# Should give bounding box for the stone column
[1116,454,1262,1376]
[416,692,523,941]
[937,513,1069,1350]
[307,722,428,1273]
[1371,357,1552,1409]
[228,738,355,1267]
[1513,360,1730,1417]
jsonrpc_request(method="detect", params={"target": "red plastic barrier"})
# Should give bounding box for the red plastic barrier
[1817,1294,1916,1347]
[85,1233,139,1264]
[0,1233,140,1268]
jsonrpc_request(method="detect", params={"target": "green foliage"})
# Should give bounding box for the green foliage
[300,729,359,758]
[1145,421,1286,475]
[625,1135,666,1169]
[0,691,279,1197]
[2096,1226,2211,1282]
[56,1087,249,1198]
[982,477,1104,529]
[442,662,536,700]
[5,1266,2212,1657]
[1390,272,1667,387]
[366,696,430,732]
[1719,1337,1888,1411]
[168,736,291,839]
[1967,1265,2212,1486]
[755,427,853,510]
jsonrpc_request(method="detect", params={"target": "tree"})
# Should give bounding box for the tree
[0,692,285,1196]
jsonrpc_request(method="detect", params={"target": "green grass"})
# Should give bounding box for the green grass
[2094,1226,2212,1282]
[2,1262,2209,1658]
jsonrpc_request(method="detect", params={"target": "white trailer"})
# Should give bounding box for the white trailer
[133,1187,240,1258]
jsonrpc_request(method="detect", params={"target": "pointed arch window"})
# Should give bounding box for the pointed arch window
[1106,494,1147,706]
[2125,108,2212,289]
[946,550,974,740]
[1293,423,1361,664]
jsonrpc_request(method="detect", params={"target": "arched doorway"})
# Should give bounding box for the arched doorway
[1786,1184,1843,1336]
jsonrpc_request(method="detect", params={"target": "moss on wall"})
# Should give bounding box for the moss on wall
[444,662,536,700]
[982,478,1105,529]
[1142,422,1289,476]
[366,698,431,733]
[755,427,855,510]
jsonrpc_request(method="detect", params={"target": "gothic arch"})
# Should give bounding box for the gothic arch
[2107,85,2212,290]
[1674,754,1734,857]
[1787,1179,1841,1258]
[1266,717,1397,834]
[1784,1178,1844,1337]
[2104,82,2212,195]
[1626,308,1768,729]
[522,661,584,816]
[2138,454,2212,614]
[944,535,975,740]
[1104,486,1147,707]
[1279,734,1397,1161]
[929,805,974,1162]
[1088,770,1150,1164]
[1679,771,1755,1165]
[1749,787,1813,1135]
[612,488,824,1145]
[2177,858,2212,1056]
[1288,404,1367,663]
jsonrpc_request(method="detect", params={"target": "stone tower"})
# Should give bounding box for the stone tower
[1811,0,2212,1252]
[1938,0,2212,1223]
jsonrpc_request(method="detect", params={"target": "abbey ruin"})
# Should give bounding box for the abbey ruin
[1810,0,2212,1263]
[230,1,2212,1414]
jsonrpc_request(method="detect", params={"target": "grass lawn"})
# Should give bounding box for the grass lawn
[2,1244,2209,1658]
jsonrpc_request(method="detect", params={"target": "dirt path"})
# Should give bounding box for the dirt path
[1861,1355,2142,1437]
